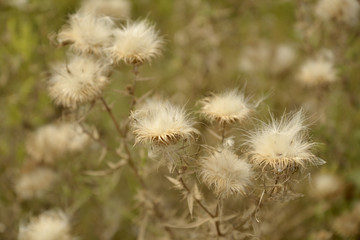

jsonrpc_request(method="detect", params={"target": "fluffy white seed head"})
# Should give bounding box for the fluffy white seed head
[80,0,131,19]
[297,54,337,86]
[15,167,58,200]
[18,210,72,240]
[199,147,253,197]
[107,20,163,64]
[57,11,115,55]
[200,90,254,125]
[130,99,198,145]
[246,110,324,172]
[26,123,90,163]
[48,55,110,108]
[315,0,360,26]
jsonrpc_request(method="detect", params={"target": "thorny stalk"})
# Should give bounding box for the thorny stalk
[100,87,176,239]
[177,169,224,236]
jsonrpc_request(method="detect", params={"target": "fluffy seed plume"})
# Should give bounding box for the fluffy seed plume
[199,147,253,197]
[311,172,344,199]
[200,90,254,125]
[15,167,58,200]
[107,20,163,64]
[57,11,115,55]
[48,55,110,108]
[26,123,90,163]
[297,53,337,86]
[246,110,325,172]
[80,0,131,19]
[315,0,360,26]
[18,210,72,240]
[130,98,198,145]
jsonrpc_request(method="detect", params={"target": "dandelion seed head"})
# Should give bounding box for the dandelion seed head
[48,55,110,108]
[200,147,253,197]
[297,55,337,86]
[15,167,58,200]
[130,99,198,145]
[57,11,115,55]
[200,90,253,125]
[26,123,90,163]
[107,20,163,64]
[18,211,72,240]
[246,110,324,171]
[315,0,360,26]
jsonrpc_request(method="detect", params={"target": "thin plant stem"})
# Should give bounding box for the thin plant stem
[177,172,224,236]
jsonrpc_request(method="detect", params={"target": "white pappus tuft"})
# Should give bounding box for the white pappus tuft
[199,147,253,198]
[245,110,325,172]
[130,98,198,146]
[107,20,163,65]
[47,55,110,108]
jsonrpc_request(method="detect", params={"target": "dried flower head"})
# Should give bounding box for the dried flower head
[311,172,344,199]
[26,123,90,163]
[246,110,325,172]
[57,11,115,55]
[271,44,297,74]
[199,147,252,197]
[80,0,131,19]
[15,167,58,200]
[315,0,360,26]
[48,55,110,108]
[297,53,337,86]
[130,98,198,145]
[200,90,254,125]
[107,20,163,64]
[18,210,72,240]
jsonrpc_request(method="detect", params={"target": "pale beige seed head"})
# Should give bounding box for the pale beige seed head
[270,44,297,74]
[107,20,163,64]
[48,55,110,108]
[297,54,337,86]
[239,42,271,73]
[15,167,58,200]
[311,172,344,199]
[80,0,131,19]
[130,99,198,145]
[26,123,90,163]
[18,210,72,240]
[315,0,360,26]
[200,90,253,125]
[246,110,325,172]
[200,147,253,197]
[57,11,115,55]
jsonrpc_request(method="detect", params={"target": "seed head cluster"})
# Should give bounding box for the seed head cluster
[57,11,115,55]
[18,210,72,240]
[48,55,110,108]
[246,110,324,172]
[107,20,163,64]
[15,167,58,200]
[130,99,198,145]
[26,123,90,163]
[200,90,253,125]
[297,54,337,86]
[315,0,360,26]
[199,147,253,197]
